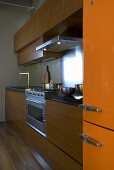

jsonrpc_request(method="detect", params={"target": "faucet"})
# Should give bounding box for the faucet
[19,72,30,89]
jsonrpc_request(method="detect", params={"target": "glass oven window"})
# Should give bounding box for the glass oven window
[28,104,43,123]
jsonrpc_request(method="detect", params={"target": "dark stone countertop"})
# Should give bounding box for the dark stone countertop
[6,86,26,94]
[6,86,83,106]
[45,91,83,106]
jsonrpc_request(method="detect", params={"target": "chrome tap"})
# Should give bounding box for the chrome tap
[19,72,30,89]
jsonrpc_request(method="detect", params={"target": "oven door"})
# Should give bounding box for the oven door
[26,100,46,137]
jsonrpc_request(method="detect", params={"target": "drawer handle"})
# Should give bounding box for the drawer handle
[78,104,102,112]
[80,134,102,147]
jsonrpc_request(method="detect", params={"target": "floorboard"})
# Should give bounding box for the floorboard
[0,122,44,170]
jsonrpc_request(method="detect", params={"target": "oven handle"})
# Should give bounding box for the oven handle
[37,101,45,105]
[26,99,45,105]
[26,100,45,110]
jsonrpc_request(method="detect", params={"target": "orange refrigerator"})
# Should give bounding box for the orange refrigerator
[82,0,114,169]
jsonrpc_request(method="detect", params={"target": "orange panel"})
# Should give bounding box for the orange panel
[83,121,114,170]
[83,0,114,129]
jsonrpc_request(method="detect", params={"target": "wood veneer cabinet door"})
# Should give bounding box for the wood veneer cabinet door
[5,90,46,159]
[46,100,82,164]
[83,121,114,170]
[22,125,46,159]
[5,90,26,129]
[17,37,43,65]
[83,0,114,130]
[48,0,64,29]
[14,1,49,52]
[33,0,49,40]
[46,140,82,170]
[14,17,35,52]
[64,0,83,18]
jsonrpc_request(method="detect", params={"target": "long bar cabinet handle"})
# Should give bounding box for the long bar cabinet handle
[80,134,102,147]
[78,104,102,112]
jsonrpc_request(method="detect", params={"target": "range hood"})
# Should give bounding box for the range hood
[36,36,82,52]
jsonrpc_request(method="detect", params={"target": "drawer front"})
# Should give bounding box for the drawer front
[46,140,82,170]
[46,100,82,163]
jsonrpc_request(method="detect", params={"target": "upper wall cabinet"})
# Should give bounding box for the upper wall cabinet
[14,0,82,53]
[17,37,62,65]
[14,1,49,52]
[48,0,64,30]
[17,37,43,65]
[64,0,83,18]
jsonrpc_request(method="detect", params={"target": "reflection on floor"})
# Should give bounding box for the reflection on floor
[0,122,44,170]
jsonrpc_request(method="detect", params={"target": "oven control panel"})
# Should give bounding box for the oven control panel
[25,89,45,103]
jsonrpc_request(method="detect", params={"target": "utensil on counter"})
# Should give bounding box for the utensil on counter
[43,82,62,90]
[53,83,62,90]
[60,87,75,96]
[44,66,50,84]
[75,84,83,95]
[43,65,51,90]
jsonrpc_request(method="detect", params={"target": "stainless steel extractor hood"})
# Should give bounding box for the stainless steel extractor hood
[36,36,82,52]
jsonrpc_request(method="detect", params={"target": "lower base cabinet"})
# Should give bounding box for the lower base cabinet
[5,89,82,169]
[46,140,82,170]
[46,100,82,164]
[20,123,82,170]
[5,90,26,130]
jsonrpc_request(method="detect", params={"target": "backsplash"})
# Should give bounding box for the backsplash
[18,46,83,87]
[18,58,62,87]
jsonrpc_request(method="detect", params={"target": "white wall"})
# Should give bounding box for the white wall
[0,4,29,121]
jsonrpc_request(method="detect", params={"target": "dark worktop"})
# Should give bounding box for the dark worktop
[45,91,82,106]
[6,86,26,94]
[6,86,83,106]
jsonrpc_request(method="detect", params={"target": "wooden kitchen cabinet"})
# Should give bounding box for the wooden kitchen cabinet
[17,37,43,65]
[45,140,82,170]
[83,121,114,170]
[5,89,46,159]
[5,89,82,169]
[14,0,49,52]
[23,125,83,170]
[83,0,114,130]
[23,124,46,159]
[64,0,83,19]
[31,0,49,42]
[14,16,36,52]
[48,0,64,30]
[23,124,82,170]
[17,36,62,65]
[5,90,26,130]
[46,100,83,164]
[14,0,83,53]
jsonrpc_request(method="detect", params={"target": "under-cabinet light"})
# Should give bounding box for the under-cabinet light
[57,41,61,45]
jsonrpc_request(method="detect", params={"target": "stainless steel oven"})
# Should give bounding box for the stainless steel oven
[26,89,46,137]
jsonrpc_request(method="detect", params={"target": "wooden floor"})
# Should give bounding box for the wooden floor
[0,122,44,170]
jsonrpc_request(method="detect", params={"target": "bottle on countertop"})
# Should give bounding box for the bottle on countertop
[44,65,51,84]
